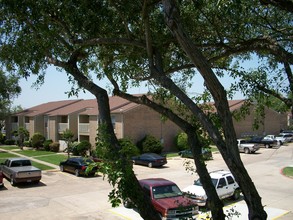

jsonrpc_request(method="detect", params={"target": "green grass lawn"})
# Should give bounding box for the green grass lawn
[282,167,293,178]
[0,148,58,170]
[16,150,56,157]
[0,145,20,150]
[35,154,68,166]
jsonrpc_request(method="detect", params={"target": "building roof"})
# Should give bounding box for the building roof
[13,96,247,117]
[14,100,82,117]
[14,96,142,117]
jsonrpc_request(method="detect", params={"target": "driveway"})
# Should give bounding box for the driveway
[0,143,292,220]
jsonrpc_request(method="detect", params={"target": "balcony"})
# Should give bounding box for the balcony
[58,123,69,133]
[79,123,90,134]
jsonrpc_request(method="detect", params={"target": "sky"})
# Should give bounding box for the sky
[13,65,243,109]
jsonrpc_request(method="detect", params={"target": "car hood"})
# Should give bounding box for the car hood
[182,185,206,197]
[154,196,195,209]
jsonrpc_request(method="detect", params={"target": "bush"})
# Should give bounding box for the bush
[73,140,91,156]
[4,139,15,145]
[119,138,140,159]
[175,132,188,151]
[0,133,5,144]
[44,139,53,151]
[49,142,60,152]
[23,140,32,147]
[137,135,163,154]
[31,133,45,149]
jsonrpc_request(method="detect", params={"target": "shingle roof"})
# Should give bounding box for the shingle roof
[47,99,96,116]
[14,100,83,117]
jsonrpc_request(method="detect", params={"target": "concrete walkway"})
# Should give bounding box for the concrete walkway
[0,147,60,170]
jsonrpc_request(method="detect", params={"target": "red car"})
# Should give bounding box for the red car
[0,171,4,188]
[124,178,198,219]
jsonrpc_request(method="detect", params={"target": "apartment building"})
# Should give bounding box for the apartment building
[5,97,289,152]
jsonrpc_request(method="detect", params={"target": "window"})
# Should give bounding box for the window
[227,176,235,185]
[111,116,116,129]
[217,178,227,188]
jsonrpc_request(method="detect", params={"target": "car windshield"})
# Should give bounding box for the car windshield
[152,185,183,199]
[194,178,218,187]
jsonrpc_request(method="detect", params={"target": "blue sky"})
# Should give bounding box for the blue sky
[13,65,244,109]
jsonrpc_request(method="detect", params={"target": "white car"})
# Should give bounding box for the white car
[182,170,241,206]
[264,134,290,145]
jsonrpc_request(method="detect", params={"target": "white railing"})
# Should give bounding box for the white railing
[24,123,30,131]
[11,123,18,131]
[58,123,69,132]
[79,123,90,133]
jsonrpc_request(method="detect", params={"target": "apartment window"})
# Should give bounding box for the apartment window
[111,116,116,129]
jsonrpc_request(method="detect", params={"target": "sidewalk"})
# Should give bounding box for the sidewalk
[0,147,60,170]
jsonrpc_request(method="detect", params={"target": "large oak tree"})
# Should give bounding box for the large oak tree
[1,0,291,219]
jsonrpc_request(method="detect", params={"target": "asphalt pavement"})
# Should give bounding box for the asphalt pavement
[0,144,292,220]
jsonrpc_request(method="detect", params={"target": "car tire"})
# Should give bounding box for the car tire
[244,148,250,154]
[10,176,15,186]
[123,199,133,208]
[60,165,64,172]
[75,169,80,177]
[265,144,270,148]
[232,189,241,200]
[148,162,153,168]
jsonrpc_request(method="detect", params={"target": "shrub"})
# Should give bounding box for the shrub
[23,140,32,147]
[137,135,163,154]
[119,138,140,159]
[73,140,91,156]
[175,132,188,151]
[4,139,15,145]
[0,133,5,144]
[49,142,60,152]
[31,133,45,149]
[44,139,53,151]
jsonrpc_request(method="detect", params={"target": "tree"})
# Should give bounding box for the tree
[1,1,291,219]
[62,129,75,159]
[0,70,21,130]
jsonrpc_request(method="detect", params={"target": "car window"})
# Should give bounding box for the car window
[226,176,235,185]
[152,185,182,199]
[217,178,227,188]
[194,178,218,187]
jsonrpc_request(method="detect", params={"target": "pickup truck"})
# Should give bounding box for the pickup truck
[246,136,278,148]
[124,178,198,219]
[237,139,260,154]
[0,158,42,186]
[183,170,241,207]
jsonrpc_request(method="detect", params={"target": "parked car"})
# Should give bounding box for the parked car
[132,153,167,168]
[264,134,291,145]
[124,178,198,219]
[0,171,4,188]
[59,157,98,177]
[246,136,278,148]
[178,147,213,160]
[279,133,293,142]
[237,139,260,154]
[182,170,241,207]
[0,158,42,186]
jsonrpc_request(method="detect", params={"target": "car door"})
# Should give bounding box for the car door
[139,155,150,166]
[67,160,77,173]
[225,175,237,197]
[216,177,229,199]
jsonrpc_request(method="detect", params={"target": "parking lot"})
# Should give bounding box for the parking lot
[0,143,293,220]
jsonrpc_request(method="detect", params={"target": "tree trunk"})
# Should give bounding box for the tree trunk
[64,63,161,220]
[162,1,267,219]
[186,130,225,219]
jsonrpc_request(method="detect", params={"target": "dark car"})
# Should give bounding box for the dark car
[0,171,4,188]
[132,153,167,168]
[59,157,98,177]
[178,147,213,160]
